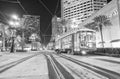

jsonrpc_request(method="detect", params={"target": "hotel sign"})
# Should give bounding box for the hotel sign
[108,9,118,18]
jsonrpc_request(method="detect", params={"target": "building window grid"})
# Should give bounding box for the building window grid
[64,2,93,13]
[64,1,92,11]
[94,0,107,3]
[64,7,99,16]
[63,0,107,20]
[94,2,106,6]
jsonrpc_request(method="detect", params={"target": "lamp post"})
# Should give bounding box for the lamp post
[9,14,20,53]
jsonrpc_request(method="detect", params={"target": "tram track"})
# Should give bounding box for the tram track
[59,54,120,79]
[44,54,74,79]
[0,53,39,73]
[96,58,120,64]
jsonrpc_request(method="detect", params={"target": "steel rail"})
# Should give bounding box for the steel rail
[60,54,120,79]
[50,55,74,79]
[48,55,65,79]
[44,54,65,79]
[95,58,120,64]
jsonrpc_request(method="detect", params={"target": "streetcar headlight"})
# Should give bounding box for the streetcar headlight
[89,44,92,48]
[81,51,86,55]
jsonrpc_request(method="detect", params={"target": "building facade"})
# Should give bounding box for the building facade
[78,0,120,48]
[51,16,64,40]
[61,0,107,22]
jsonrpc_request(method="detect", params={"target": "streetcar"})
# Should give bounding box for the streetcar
[55,28,96,55]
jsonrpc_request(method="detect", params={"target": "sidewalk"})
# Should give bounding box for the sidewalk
[0,50,40,54]
[0,51,37,68]
[0,54,49,79]
[0,51,10,55]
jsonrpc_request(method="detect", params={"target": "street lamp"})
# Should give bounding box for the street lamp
[9,21,14,26]
[70,18,80,29]
[9,14,20,53]
[11,14,19,20]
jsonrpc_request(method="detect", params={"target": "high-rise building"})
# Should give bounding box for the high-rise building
[51,16,63,40]
[61,0,107,22]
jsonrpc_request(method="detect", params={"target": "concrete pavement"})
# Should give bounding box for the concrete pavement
[0,51,37,67]
[62,54,120,74]
[0,54,49,79]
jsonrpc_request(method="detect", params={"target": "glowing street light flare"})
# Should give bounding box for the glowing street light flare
[9,14,20,27]
[15,22,20,26]
[9,21,14,26]
[11,14,19,20]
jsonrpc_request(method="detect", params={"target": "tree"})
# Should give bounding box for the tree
[16,24,35,51]
[84,22,98,31]
[16,15,40,50]
[0,23,10,51]
[85,15,112,48]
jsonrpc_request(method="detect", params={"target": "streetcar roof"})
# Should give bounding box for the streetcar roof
[55,27,96,41]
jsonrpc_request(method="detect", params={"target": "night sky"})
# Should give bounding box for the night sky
[0,0,112,45]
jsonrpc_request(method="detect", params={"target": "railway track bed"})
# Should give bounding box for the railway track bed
[50,54,120,79]
[59,54,120,79]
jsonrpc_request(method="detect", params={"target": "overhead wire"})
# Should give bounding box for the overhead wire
[0,11,9,23]
[44,22,51,34]
[49,0,60,43]
[43,0,60,45]
[37,0,54,44]
[56,10,61,16]
[0,0,28,14]
[37,0,54,43]
[16,0,28,14]
[44,0,60,35]
[38,0,53,16]
[54,0,59,15]
[0,0,28,16]
[0,0,18,3]
[16,0,43,36]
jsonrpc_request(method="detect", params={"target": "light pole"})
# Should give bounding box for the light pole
[9,14,20,53]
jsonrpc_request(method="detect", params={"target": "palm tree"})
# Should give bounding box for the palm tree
[84,22,98,31]
[85,15,112,48]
